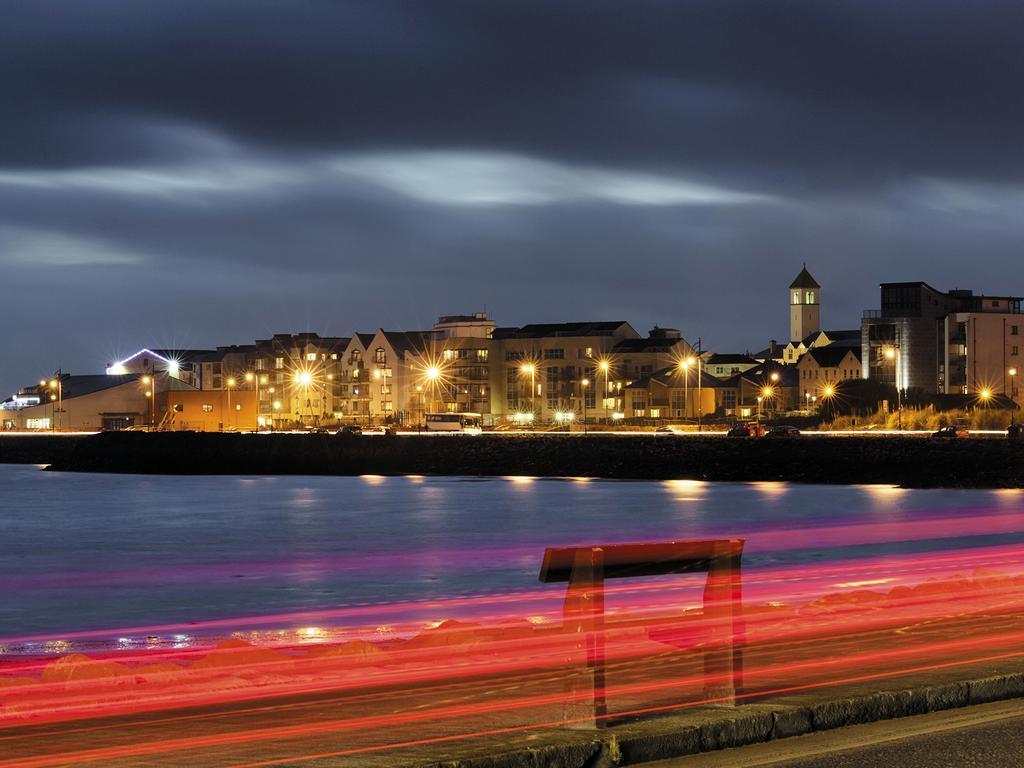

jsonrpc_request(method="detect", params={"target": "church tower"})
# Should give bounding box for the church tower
[789,264,820,342]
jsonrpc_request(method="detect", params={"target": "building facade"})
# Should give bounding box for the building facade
[862,282,1022,400]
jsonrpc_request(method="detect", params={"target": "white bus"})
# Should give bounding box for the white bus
[424,412,483,435]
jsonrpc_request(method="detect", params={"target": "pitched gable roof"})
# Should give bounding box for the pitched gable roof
[789,266,820,290]
[803,346,861,368]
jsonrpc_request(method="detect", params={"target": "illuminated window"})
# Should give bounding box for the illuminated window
[202,404,214,413]
[380,384,391,395]
[443,349,455,361]
[274,357,284,369]
[383,401,393,412]
[806,291,815,303]
[331,353,337,360]
[306,352,317,361]
[793,291,800,304]
[476,349,488,362]
[255,359,265,370]
[375,348,386,364]
[650,409,660,418]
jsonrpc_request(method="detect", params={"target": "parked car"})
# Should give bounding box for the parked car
[1009,423,1023,441]
[306,426,329,434]
[932,424,970,438]
[337,425,362,436]
[765,425,801,438]
[727,422,766,438]
[362,425,397,436]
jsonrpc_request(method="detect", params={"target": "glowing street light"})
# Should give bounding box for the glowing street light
[581,377,589,434]
[598,359,611,423]
[141,375,155,429]
[47,376,62,432]
[688,355,703,432]
[679,358,691,419]
[883,344,902,429]
[520,363,537,417]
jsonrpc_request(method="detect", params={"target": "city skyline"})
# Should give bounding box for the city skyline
[5,2,1024,396]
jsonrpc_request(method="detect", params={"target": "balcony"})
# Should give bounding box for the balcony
[862,309,881,320]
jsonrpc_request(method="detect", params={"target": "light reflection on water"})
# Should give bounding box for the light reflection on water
[1,464,1022,654]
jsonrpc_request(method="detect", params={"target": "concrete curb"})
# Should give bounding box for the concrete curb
[425,672,1024,767]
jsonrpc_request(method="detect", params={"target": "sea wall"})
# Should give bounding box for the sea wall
[0,435,88,465]
[33,432,1024,488]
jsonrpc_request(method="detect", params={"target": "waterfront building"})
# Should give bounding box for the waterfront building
[201,333,350,426]
[622,365,722,420]
[161,388,258,432]
[722,363,800,418]
[2,373,187,431]
[861,282,1022,401]
[796,346,863,404]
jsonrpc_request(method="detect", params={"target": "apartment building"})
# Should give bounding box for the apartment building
[862,282,1022,401]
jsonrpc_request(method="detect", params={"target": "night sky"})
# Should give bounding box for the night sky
[4,1,1024,395]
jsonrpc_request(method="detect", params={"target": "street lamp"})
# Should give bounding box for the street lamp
[245,372,258,431]
[424,366,441,426]
[689,356,703,432]
[679,358,691,419]
[581,377,589,434]
[225,376,237,431]
[520,363,537,419]
[141,375,155,430]
[598,359,611,424]
[48,377,62,432]
[884,344,902,430]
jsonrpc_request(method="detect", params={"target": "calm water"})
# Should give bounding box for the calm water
[2,464,1023,650]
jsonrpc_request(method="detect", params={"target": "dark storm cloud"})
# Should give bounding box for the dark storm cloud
[2,0,1024,392]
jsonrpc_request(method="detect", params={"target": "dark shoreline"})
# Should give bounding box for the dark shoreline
[2,432,1020,488]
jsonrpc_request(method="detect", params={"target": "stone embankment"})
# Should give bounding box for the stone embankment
[0,434,88,465]
[21,432,1024,487]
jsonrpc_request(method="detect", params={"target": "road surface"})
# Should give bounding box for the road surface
[657,699,1024,767]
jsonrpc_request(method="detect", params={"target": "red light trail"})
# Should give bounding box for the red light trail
[3,513,1024,767]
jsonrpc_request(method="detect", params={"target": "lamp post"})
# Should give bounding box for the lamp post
[884,345,901,430]
[424,366,441,426]
[598,360,610,424]
[48,376,62,431]
[293,371,313,426]
[520,363,537,421]
[581,377,589,434]
[679,359,690,419]
[246,372,258,431]
[141,375,155,430]
[694,355,703,432]
[226,377,237,430]
[756,395,763,429]
[272,399,281,431]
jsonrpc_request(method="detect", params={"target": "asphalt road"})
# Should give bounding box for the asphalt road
[655,699,1024,768]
